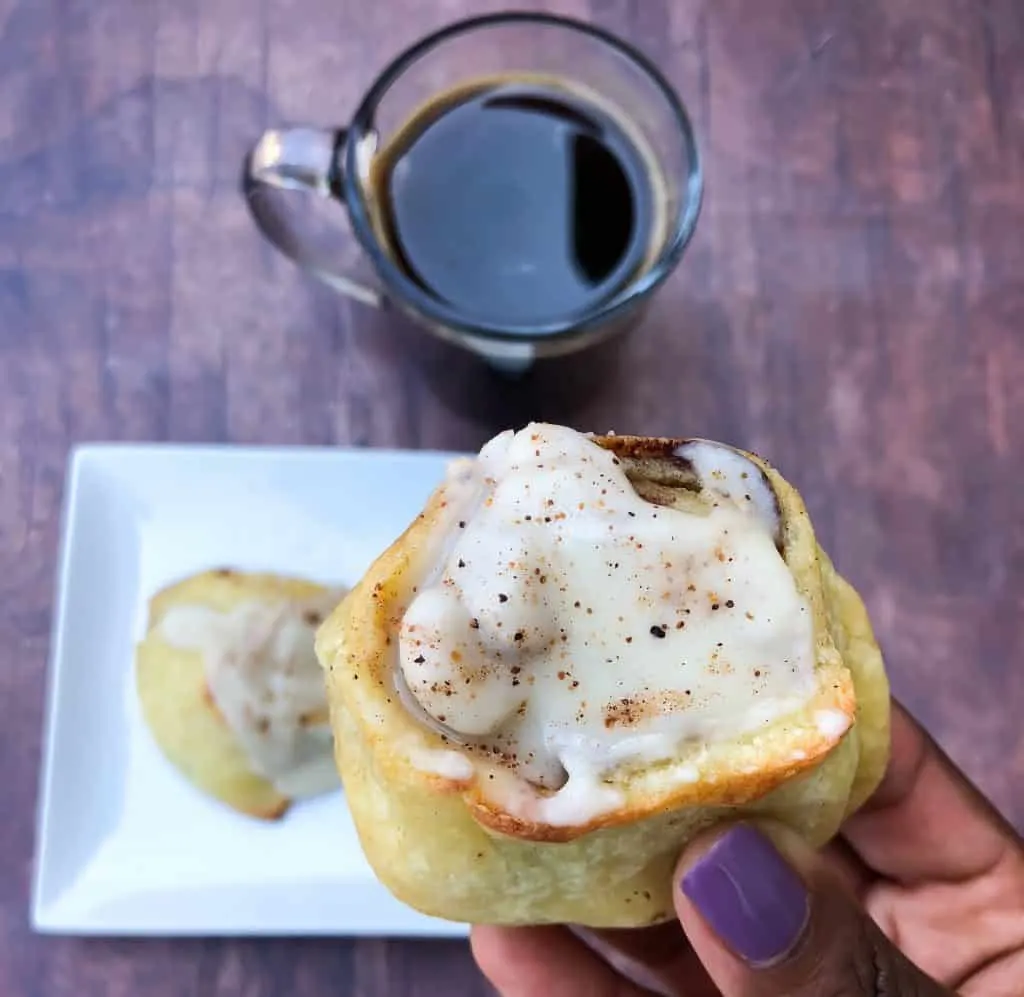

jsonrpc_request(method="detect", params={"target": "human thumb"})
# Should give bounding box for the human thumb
[674,823,952,997]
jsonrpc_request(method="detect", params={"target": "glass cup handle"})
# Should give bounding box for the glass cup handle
[243,127,383,308]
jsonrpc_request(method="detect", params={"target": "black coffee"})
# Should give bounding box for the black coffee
[371,80,657,327]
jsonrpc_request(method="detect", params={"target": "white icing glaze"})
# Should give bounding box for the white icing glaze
[408,745,476,782]
[271,728,339,797]
[815,708,852,740]
[675,441,780,540]
[398,424,819,825]
[159,586,345,798]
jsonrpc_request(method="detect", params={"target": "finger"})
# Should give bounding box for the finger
[675,822,953,997]
[843,702,1021,884]
[470,925,648,997]
[819,836,872,898]
[582,923,718,997]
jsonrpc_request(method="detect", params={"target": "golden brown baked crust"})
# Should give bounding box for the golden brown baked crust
[315,435,891,925]
[136,568,335,820]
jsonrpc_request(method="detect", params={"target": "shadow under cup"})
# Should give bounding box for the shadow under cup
[245,13,703,375]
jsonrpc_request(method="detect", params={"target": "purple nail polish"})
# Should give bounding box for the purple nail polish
[681,824,809,967]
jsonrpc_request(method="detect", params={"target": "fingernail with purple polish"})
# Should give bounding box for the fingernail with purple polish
[681,824,809,967]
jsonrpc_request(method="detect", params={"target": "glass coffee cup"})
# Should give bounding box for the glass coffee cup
[244,12,702,375]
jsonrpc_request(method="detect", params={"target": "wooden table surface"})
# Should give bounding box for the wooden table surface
[2,0,1022,993]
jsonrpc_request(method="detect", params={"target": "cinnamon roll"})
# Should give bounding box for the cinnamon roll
[315,425,889,925]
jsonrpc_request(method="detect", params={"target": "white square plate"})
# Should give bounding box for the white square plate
[32,444,471,937]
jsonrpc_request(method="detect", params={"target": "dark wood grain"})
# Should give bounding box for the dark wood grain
[1,0,1022,994]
